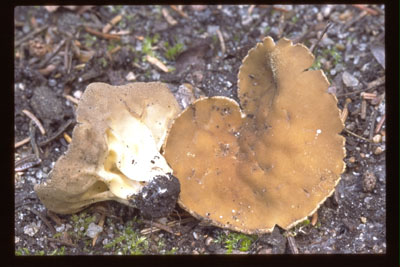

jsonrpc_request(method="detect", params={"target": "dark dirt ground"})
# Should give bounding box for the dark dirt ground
[14,5,389,258]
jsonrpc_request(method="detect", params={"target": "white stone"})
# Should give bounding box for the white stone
[85,222,103,238]
[23,222,40,237]
[342,71,359,87]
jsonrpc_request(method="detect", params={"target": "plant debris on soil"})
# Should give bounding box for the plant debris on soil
[14,5,386,255]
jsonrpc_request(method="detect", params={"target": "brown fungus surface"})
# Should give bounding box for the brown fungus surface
[35,82,181,214]
[163,37,346,234]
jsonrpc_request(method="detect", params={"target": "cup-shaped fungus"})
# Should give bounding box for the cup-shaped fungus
[34,82,181,217]
[163,37,346,234]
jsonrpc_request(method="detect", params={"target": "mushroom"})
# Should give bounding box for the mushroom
[34,82,181,216]
[163,37,346,234]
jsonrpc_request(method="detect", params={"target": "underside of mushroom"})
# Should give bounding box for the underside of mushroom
[34,82,181,217]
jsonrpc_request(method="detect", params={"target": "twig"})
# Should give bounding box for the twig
[352,4,379,16]
[343,128,372,142]
[375,114,385,134]
[47,237,78,248]
[341,11,367,32]
[92,213,106,247]
[84,26,121,40]
[15,25,48,47]
[47,210,64,226]
[360,99,367,120]
[63,94,80,105]
[248,5,255,15]
[140,217,194,235]
[29,121,41,158]
[102,14,123,34]
[64,39,72,74]
[216,29,226,56]
[63,133,72,143]
[311,212,318,226]
[162,8,178,26]
[340,98,352,124]
[22,109,46,135]
[170,5,188,18]
[36,39,66,69]
[146,55,169,73]
[142,219,180,236]
[39,119,74,146]
[24,207,56,235]
[15,137,31,148]
[310,21,332,54]
[287,236,299,254]
[368,110,378,149]
[339,76,384,98]
[15,154,41,172]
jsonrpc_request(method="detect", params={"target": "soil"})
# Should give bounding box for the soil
[14,5,387,257]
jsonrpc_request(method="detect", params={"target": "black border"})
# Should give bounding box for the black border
[8,1,399,266]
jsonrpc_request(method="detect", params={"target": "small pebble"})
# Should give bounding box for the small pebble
[193,231,199,240]
[342,71,359,87]
[73,90,83,99]
[362,170,377,193]
[374,146,384,155]
[348,156,356,163]
[258,247,273,254]
[205,236,214,246]
[86,222,103,238]
[335,43,345,51]
[24,222,40,237]
[48,79,57,87]
[125,72,136,81]
[372,134,382,143]
[56,224,65,232]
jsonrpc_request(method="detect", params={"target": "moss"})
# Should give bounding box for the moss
[215,232,257,254]
[103,219,149,255]
[264,26,271,35]
[16,246,65,256]
[83,33,97,48]
[164,42,184,61]
[284,218,312,237]
[107,40,121,52]
[310,46,342,82]
[99,57,108,68]
[68,212,97,242]
[142,34,160,57]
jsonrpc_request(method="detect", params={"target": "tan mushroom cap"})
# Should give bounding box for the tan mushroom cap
[163,37,345,234]
[35,82,181,214]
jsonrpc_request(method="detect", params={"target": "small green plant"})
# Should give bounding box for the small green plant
[215,232,257,254]
[284,218,311,237]
[48,246,66,256]
[164,42,184,61]
[264,26,271,35]
[142,34,160,56]
[103,219,149,255]
[107,40,121,52]
[311,46,342,70]
[99,57,108,68]
[83,33,97,48]
[68,212,97,241]
[15,246,65,256]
